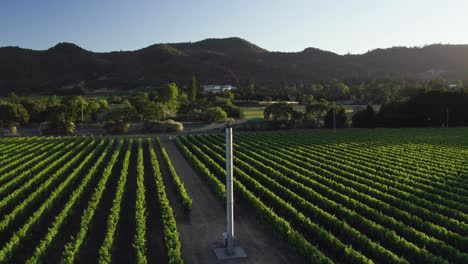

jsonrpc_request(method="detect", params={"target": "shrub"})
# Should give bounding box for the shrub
[143,119,184,133]
[40,121,76,134]
[5,122,18,135]
[186,109,203,121]
[352,105,376,128]
[103,120,129,134]
[202,107,227,123]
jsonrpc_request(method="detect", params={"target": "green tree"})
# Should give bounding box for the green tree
[248,80,255,99]
[102,100,138,123]
[303,99,329,127]
[160,83,179,111]
[264,103,294,121]
[20,98,47,123]
[8,92,21,104]
[73,96,88,122]
[352,105,376,128]
[0,102,30,127]
[203,107,227,123]
[190,75,197,102]
[178,92,189,106]
[139,101,165,121]
[326,80,350,100]
[310,83,325,98]
[84,100,102,121]
[324,106,349,128]
[302,94,315,105]
[47,95,60,107]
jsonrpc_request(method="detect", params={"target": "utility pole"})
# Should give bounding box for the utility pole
[225,123,234,255]
[214,123,247,260]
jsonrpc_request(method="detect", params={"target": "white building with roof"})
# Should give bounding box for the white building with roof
[203,85,236,93]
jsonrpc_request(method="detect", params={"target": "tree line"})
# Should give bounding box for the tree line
[262,90,468,129]
[0,79,244,134]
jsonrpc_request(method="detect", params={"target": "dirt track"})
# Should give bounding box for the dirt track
[159,135,305,264]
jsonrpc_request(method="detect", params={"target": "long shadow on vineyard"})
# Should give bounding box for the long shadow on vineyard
[113,142,137,264]
[160,135,305,264]
[143,139,169,263]
[78,141,126,262]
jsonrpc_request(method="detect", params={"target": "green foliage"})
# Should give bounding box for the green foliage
[19,98,46,123]
[202,106,227,123]
[104,120,130,134]
[0,139,73,198]
[147,138,184,264]
[61,140,123,264]
[177,130,468,264]
[155,137,192,213]
[214,98,243,119]
[352,105,376,128]
[133,138,147,264]
[263,102,297,121]
[190,75,197,102]
[27,140,116,264]
[326,80,350,100]
[143,119,184,133]
[324,106,349,128]
[174,137,226,201]
[301,94,315,105]
[176,135,335,264]
[263,103,302,128]
[0,138,101,263]
[102,102,138,122]
[178,92,189,106]
[159,82,180,112]
[377,90,468,127]
[1,128,467,263]
[0,101,30,127]
[98,139,133,264]
[139,100,165,121]
[40,120,76,134]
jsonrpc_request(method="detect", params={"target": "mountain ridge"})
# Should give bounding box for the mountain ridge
[1,37,468,95]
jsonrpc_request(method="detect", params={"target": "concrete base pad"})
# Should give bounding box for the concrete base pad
[214,247,248,260]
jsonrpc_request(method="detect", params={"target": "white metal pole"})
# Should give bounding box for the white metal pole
[226,124,234,255]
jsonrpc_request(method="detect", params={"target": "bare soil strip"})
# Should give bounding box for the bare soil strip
[160,135,305,264]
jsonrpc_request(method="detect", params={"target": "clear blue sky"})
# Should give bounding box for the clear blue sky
[1,0,467,54]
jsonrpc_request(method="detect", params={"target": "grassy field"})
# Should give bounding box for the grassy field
[176,128,468,264]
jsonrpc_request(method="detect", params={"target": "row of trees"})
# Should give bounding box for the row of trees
[262,89,468,129]
[263,98,349,129]
[0,83,181,134]
[1,80,247,134]
[231,77,466,104]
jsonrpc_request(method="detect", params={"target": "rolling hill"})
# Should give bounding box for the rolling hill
[1,37,468,95]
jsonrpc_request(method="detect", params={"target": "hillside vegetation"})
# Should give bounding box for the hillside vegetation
[2,38,468,94]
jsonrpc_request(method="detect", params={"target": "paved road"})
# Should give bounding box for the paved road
[160,135,305,264]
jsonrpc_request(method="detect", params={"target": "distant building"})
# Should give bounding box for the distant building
[203,84,236,93]
[61,81,85,90]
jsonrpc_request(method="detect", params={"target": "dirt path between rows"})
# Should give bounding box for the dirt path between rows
[159,135,305,264]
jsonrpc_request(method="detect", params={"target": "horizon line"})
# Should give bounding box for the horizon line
[1,37,468,56]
